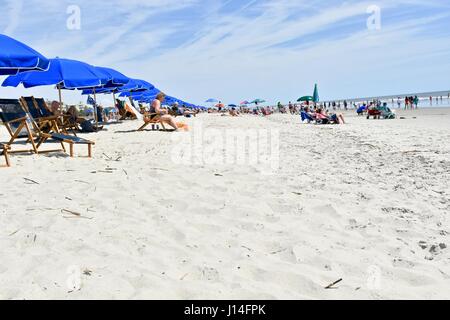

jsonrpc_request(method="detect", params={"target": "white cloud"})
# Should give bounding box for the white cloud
[1,0,449,105]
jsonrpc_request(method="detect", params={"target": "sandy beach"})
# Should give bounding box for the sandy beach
[0,108,449,300]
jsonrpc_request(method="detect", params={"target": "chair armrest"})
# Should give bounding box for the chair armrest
[6,116,29,124]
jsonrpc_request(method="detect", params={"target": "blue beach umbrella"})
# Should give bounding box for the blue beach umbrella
[94,67,129,87]
[0,34,50,75]
[2,57,110,117]
[2,58,109,89]
[118,79,155,94]
[79,66,130,124]
[205,98,219,103]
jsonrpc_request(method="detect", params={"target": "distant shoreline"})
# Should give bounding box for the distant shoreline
[322,90,450,103]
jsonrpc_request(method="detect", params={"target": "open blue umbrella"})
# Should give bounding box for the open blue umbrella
[78,66,130,124]
[0,34,50,75]
[118,79,155,94]
[2,57,110,118]
[205,98,219,103]
[2,58,109,89]
[94,67,129,87]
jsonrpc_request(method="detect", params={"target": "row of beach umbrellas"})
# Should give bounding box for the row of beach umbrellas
[205,84,319,109]
[0,34,203,127]
[205,98,267,109]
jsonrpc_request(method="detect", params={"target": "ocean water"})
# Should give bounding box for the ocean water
[335,91,450,108]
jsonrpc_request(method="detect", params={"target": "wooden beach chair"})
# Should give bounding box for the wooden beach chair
[137,112,166,131]
[0,99,94,157]
[20,96,60,134]
[116,99,137,120]
[0,143,11,167]
[34,97,81,135]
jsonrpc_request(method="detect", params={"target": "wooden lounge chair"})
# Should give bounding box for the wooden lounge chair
[34,98,81,135]
[116,99,137,120]
[20,96,60,134]
[0,99,94,157]
[0,143,11,167]
[137,112,166,131]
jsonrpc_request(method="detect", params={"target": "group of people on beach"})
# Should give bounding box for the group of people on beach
[395,96,419,110]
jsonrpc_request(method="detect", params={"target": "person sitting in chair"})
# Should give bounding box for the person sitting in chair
[149,92,179,131]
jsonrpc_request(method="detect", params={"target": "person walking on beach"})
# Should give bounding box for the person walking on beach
[430,96,433,106]
[414,96,419,109]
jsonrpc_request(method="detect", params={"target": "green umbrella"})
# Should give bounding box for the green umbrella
[313,84,319,103]
[297,96,314,102]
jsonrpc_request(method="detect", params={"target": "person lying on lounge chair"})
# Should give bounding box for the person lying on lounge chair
[66,106,103,132]
[315,108,345,124]
[229,107,239,117]
[301,107,315,123]
[150,92,179,131]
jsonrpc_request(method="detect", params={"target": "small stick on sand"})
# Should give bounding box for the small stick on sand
[61,209,81,216]
[8,229,20,236]
[102,153,112,160]
[24,178,39,185]
[180,273,189,280]
[325,278,343,289]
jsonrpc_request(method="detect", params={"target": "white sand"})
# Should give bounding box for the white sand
[0,108,449,300]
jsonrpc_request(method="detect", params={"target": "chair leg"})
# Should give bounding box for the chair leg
[69,143,74,157]
[1,148,10,167]
[88,144,92,158]
[24,121,39,154]
[5,149,10,167]
[138,121,150,131]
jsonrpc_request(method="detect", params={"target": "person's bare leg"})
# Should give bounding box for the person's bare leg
[160,115,179,130]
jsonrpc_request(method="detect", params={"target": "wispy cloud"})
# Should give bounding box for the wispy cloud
[1,0,449,105]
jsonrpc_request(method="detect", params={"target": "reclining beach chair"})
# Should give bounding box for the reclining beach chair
[34,98,81,135]
[0,143,11,167]
[116,99,137,120]
[20,96,60,134]
[137,112,166,131]
[301,111,315,123]
[0,99,94,157]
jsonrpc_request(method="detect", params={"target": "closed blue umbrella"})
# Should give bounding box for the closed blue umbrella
[0,34,50,75]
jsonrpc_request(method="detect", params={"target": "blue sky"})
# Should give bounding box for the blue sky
[1,0,450,106]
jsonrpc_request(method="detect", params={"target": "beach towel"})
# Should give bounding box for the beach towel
[176,122,189,131]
